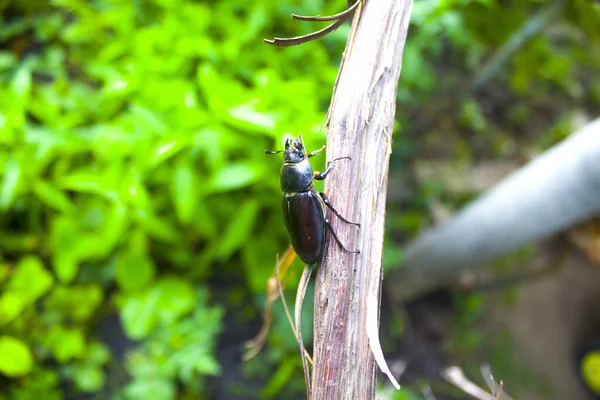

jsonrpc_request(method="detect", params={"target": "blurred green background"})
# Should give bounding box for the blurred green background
[0,0,599,399]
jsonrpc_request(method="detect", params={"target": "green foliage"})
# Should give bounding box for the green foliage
[485,331,549,398]
[450,293,486,355]
[120,290,223,399]
[459,97,488,133]
[0,336,33,377]
[391,387,422,400]
[9,367,63,400]
[0,256,53,323]
[118,277,197,340]
[0,0,347,396]
[62,341,111,392]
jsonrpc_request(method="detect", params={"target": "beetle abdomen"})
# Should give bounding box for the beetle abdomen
[282,190,326,265]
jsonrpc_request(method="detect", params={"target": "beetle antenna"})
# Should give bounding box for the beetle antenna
[265,150,283,155]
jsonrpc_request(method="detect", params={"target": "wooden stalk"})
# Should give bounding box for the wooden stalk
[311,0,413,398]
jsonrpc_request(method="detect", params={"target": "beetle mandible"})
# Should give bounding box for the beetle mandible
[265,134,360,265]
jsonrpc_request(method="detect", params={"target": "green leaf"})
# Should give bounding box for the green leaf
[0,52,16,71]
[54,252,79,283]
[0,157,22,210]
[153,277,196,325]
[125,351,160,378]
[50,217,80,283]
[459,97,488,133]
[136,212,180,243]
[0,263,9,284]
[124,378,175,400]
[129,105,169,136]
[115,250,155,292]
[11,65,32,102]
[45,285,103,322]
[130,300,223,385]
[148,136,188,168]
[9,366,61,399]
[170,161,197,224]
[161,308,223,381]
[47,327,86,363]
[119,290,161,340]
[0,293,27,325]
[227,103,277,133]
[72,366,104,392]
[32,180,73,212]
[92,202,128,258]
[206,163,263,193]
[391,388,422,400]
[58,172,117,200]
[261,358,296,398]
[193,200,217,239]
[8,256,54,303]
[217,200,259,260]
[0,336,33,377]
[87,341,111,366]
[119,277,196,340]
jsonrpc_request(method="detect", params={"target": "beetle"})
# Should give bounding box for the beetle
[265,134,360,265]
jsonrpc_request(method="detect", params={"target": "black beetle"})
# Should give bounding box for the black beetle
[265,134,360,265]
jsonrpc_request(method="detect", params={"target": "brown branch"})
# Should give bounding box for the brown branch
[264,18,347,47]
[264,1,362,47]
[311,0,413,399]
[291,0,362,22]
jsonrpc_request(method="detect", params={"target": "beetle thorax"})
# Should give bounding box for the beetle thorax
[280,159,314,193]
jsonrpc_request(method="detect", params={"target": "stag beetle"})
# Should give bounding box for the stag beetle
[265,134,360,265]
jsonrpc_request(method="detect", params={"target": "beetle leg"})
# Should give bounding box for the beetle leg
[314,156,351,180]
[325,219,360,254]
[307,145,326,158]
[320,192,360,227]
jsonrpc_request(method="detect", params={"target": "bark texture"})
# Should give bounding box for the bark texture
[389,118,600,300]
[311,1,413,399]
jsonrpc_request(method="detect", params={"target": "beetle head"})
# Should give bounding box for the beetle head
[283,136,306,163]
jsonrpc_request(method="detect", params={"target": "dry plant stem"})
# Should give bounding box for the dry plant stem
[295,266,313,398]
[442,366,513,400]
[264,18,347,47]
[312,0,413,399]
[481,364,513,400]
[275,257,313,365]
[243,245,296,361]
[391,118,600,300]
[292,0,362,22]
[421,385,437,400]
[442,366,494,400]
[241,306,271,361]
